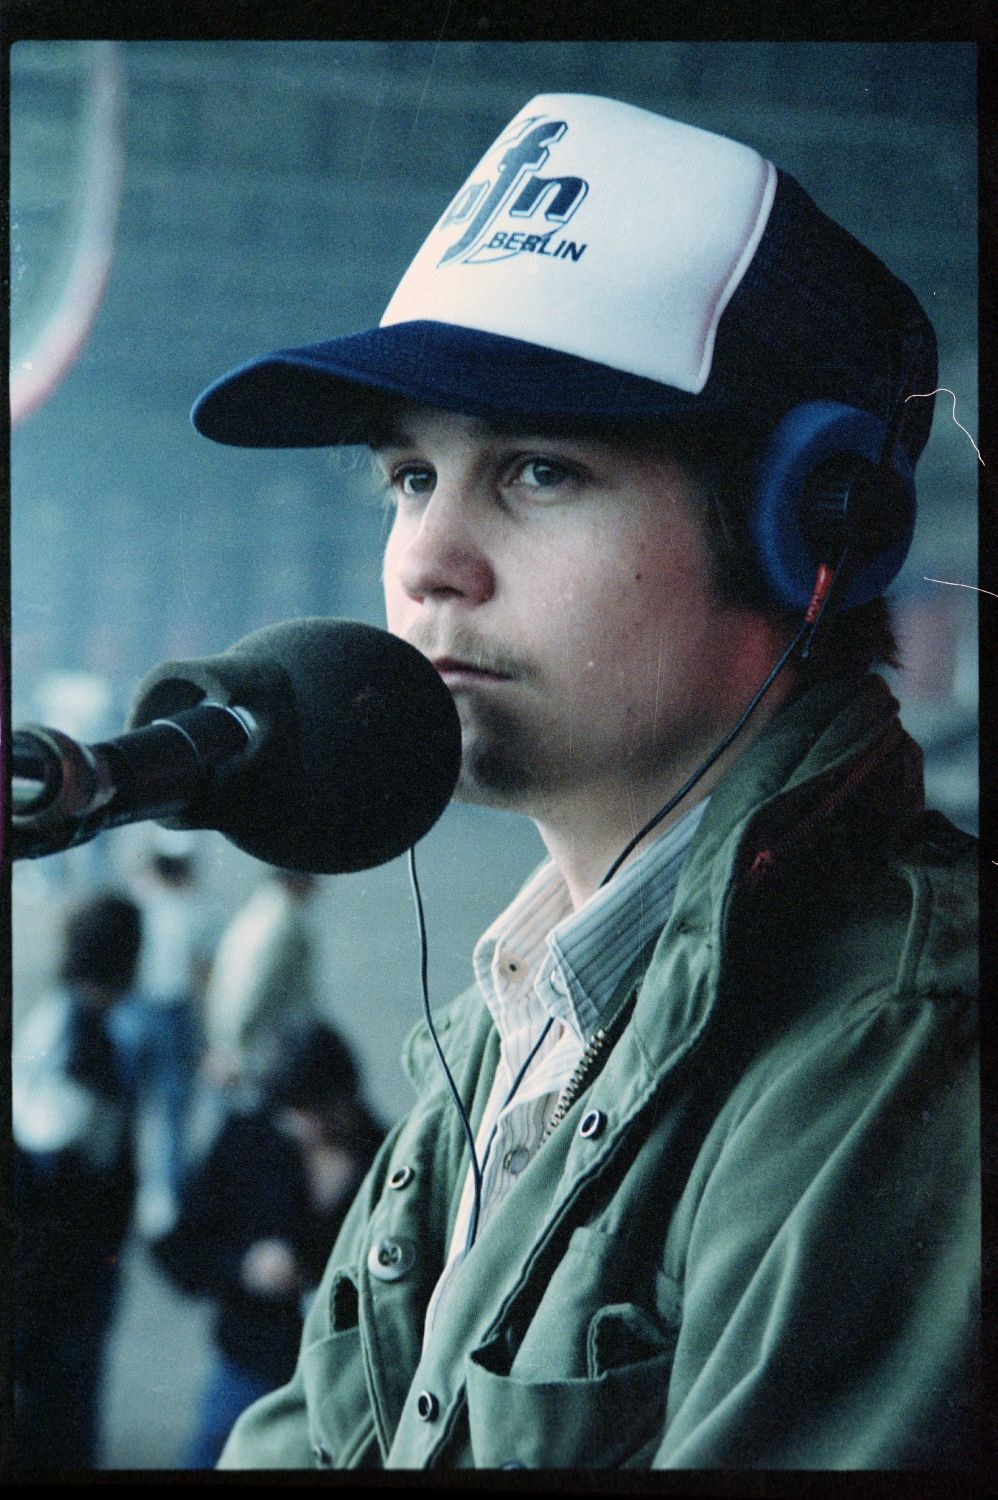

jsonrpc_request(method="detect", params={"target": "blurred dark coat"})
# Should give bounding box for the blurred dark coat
[13,989,137,1470]
[152,1103,383,1386]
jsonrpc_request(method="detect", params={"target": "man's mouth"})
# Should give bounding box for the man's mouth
[431,656,512,686]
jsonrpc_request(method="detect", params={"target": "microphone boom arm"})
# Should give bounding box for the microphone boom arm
[11,704,258,860]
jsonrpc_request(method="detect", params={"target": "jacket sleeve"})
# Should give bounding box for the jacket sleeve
[654,987,979,1469]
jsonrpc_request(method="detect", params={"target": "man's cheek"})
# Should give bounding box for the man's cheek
[382,552,405,630]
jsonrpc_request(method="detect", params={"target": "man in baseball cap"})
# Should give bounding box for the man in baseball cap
[193,95,978,1470]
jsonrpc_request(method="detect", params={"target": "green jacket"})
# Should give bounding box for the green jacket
[219,673,979,1470]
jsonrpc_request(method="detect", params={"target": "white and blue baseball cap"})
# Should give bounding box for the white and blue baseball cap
[192,93,936,464]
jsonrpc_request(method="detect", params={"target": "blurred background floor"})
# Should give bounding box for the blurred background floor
[101,1237,214,1471]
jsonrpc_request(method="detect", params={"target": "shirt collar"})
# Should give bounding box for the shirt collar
[474,798,709,1043]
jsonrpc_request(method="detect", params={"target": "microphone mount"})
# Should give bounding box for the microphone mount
[11,705,258,860]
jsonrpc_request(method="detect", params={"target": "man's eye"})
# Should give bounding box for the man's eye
[515,457,573,490]
[392,465,435,498]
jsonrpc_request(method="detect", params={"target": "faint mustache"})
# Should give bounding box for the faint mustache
[405,629,534,683]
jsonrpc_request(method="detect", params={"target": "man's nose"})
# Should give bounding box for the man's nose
[391,488,496,606]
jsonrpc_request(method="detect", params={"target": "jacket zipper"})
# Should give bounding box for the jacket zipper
[541,992,636,1143]
[746,719,904,889]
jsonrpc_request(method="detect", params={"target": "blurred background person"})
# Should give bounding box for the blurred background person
[149,1020,385,1469]
[202,868,323,1094]
[12,891,143,1472]
[111,829,220,1234]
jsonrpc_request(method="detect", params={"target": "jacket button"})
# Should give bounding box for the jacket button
[367,1236,415,1281]
[388,1165,415,1190]
[504,1146,530,1175]
[312,1442,333,1467]
[416,1390,439,1422]
[579,1108,606,1139]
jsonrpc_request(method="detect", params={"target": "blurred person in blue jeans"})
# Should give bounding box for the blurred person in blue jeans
[12,891,143,1471]
[151,1020,384,1469]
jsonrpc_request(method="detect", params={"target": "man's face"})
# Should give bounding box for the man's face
[378,404,765,830]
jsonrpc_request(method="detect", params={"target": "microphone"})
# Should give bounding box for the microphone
[11,618,462,873]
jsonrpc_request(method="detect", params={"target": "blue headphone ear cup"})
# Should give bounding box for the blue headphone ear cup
[751,400,916,612]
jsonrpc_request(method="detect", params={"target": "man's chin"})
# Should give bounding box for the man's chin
[452,732,539,812]
[452,764,531,812]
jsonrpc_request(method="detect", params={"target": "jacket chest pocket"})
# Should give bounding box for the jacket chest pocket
[465,1226,681,1469]
[301,1273,379,1468]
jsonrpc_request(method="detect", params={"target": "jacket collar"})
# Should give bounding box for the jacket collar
[674,672,919,897]
[625,672,922,1076]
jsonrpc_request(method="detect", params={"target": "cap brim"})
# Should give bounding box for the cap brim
[190,321,716,448]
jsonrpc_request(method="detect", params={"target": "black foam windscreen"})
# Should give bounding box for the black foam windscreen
[126,617,462,873]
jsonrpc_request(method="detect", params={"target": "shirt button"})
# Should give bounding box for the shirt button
[313,1442,333,1467]
[549,968,567,993]
[388,1165,415,1190]
[367,1236,415,1281]
[504,1146,530,1175]
[579,1108,606,1140]
[416,1390,439,1422]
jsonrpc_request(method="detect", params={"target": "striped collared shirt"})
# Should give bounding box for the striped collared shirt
[422,797,708,1344]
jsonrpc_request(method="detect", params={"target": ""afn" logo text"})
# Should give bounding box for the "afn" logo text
[437,117,589,266]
